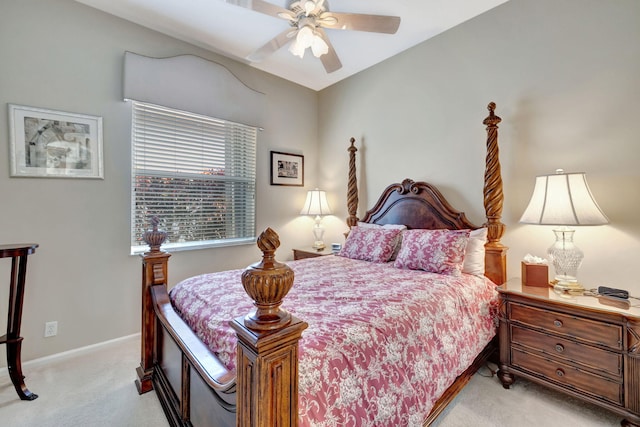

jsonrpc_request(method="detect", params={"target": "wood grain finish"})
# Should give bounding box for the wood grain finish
[232,228,308,426]
[509,303,623,350]
[498,282,640,427]
[346,137,359,228]
[482,102,507,286]
[511,325,622,378]
[0,244,39,401]
[510,347,623,405]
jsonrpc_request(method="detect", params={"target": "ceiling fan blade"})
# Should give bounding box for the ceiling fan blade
[225,0,295,20]
[247,28,296,62]
[319,12,401,34]
[316,28,342,73]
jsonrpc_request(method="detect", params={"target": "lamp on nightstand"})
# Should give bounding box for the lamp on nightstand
[300,188,332,251]
[520,169,609,286]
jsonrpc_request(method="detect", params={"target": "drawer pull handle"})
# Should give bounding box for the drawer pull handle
[553,319,563,328]
[556,368,565,377]
[555,344,565,353]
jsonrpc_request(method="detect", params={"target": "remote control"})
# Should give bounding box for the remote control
[597,286,629,300]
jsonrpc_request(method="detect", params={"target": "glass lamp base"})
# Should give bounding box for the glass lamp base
[547,227,583,284]
[312,216,325,251]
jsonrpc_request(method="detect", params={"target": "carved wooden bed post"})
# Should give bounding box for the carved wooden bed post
[230,228,308,427]
[136,217,170,394]
[482,102,507,285]
[346,137,359,228]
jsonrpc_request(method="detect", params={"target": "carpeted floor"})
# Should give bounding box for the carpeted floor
[0,335,622,426]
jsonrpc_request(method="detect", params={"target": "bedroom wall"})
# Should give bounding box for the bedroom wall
[318,0,640,296]
[0,0,318,362]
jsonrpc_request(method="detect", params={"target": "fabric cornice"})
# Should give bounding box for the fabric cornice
[123,52,265,128]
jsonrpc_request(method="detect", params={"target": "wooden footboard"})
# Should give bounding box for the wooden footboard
[136,103,507,427]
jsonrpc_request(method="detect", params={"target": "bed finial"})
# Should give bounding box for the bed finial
[346,137,359,228]
[143,215,167,253]
[241,228,295,331]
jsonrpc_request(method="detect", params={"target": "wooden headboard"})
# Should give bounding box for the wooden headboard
[361,179,480,230]
[346,102,507,285]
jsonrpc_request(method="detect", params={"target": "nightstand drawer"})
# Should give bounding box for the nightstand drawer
[511,325,622,378]
[293,248,333,260]
[511,347,623,406]
[510,303,623,350]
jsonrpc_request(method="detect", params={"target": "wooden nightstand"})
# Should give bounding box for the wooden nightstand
[292,248,333,260]
[497,279,640,427]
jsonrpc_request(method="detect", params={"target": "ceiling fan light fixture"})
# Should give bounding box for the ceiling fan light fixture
[297,25,315,46]
[303,1,316,15]
[289,24,328,59]
[238,0,399,73]
[288,38,307,58]
[310,33,328,57]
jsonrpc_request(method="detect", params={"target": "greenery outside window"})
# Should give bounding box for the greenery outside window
[130,101,257,254]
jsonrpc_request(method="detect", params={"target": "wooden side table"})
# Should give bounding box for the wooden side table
[497,278,640,426]
[0,243,39,401]
[292,248,333,260]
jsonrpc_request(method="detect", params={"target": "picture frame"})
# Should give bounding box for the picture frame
[270,151,304,186]
[8,104,104,179]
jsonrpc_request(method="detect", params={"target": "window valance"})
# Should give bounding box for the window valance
[123,52,265,128]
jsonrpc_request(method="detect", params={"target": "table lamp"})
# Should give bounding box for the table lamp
[519,169,609,286]
[300,188,332,250]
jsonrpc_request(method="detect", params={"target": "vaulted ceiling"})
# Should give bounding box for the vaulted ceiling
[75,0,508,91]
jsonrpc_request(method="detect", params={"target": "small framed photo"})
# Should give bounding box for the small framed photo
[8,104,104,179]
[270,151,304,186]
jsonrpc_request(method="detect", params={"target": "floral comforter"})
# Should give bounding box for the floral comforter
[170,255,498,427]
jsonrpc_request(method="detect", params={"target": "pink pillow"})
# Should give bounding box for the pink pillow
[337,227,401,263]
[393,229,470,276]
[356,222,407,260]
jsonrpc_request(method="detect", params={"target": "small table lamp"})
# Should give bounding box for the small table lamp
[300,188,332,250]
[520,169,609,286]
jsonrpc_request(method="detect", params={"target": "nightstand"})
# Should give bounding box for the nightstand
[292,248,333,260]
[497,278,640,427]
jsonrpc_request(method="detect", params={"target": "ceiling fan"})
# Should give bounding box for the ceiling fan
[226,0,401,73]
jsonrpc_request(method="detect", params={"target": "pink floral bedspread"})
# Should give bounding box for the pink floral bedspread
[170,255,498,427]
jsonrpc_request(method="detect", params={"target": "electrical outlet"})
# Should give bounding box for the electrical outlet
[44,321,58,337]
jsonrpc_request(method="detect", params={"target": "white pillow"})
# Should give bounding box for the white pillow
[462,228,487,276]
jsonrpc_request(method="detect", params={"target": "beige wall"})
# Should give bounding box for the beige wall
[0,0,319,362]
[319,0,640,295]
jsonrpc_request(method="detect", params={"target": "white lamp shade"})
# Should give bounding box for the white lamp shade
[519,170,609,226]
[300,189,332,216]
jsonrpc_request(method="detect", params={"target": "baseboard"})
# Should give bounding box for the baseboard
[0,333,140,373]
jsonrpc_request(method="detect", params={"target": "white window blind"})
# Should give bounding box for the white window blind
[130,101,257,254]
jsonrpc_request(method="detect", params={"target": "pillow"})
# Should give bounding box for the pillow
[462,228,487,276]
[337,226,401,263]
[393,229,470,276]
[356,222,407,260]
[356,222,407,231]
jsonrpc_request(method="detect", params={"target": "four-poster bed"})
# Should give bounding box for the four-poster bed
[135,102,508,426]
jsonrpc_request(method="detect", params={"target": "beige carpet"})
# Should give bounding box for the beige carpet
[0,335,622,426]
[0,335,168,427]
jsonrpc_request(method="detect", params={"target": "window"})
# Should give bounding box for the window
[130,101,257,254]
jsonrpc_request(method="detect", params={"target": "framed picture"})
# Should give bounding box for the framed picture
[270,151,304,186]
[8,104,104,179]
